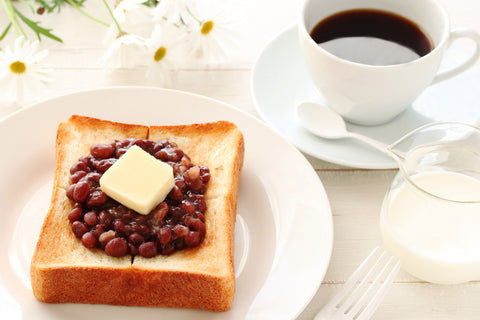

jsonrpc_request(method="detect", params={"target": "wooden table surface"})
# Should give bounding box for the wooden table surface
[1,0,480,318]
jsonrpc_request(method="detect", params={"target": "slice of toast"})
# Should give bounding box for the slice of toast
[30,115,244,311]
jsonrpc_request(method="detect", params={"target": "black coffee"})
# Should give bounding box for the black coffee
[310,9,434,65]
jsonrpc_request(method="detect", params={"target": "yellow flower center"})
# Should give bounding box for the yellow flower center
[201,21,214,35]
[10,61,26,74]
[154,47,167,62]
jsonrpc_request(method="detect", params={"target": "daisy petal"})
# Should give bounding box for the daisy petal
[0,36,52,112]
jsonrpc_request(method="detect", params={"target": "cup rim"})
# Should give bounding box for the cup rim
[299,0,451,69]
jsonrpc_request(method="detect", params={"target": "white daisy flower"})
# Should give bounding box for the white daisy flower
[183,0,239,64]
[114,0,149,23]
[104,0,154,44]
[145,24,183,87]
[152,0,194,26]
[0,36,52,113]
[101,33,148,69]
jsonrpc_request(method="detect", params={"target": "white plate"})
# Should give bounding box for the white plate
[0,87,333,320]
[251,25,480,169]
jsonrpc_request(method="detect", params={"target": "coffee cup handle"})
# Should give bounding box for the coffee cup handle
[431,28,480,85]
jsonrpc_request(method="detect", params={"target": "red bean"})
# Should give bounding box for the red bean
[154,147,184,162]
[169,207,186,221]
[168,185,183,201]
[173,224,189,238]
[150,202,169,225]
[70,170,87,183]
[200,166,211,183]
[185,167,203,191]
[129,244,138,255]
[175,178,186,190]
[180,155,192,167]
[158,227,172,245]
[138,242,157,258]
[84,172,102,184]
[186,166,200,180]
[98,210,112,226]
[66,184,75,200]
[68,207,83,223]
[105,238,128,257]
[131,223,149,235]
[113,220,126,234]
[73,180,90,203]
[99,230,116,246]
[184,231,201,247]
[92,226,105,237]
[83,211,98,226]
[185,216,206,235]
[91,144,115,159]
[120,138,135,148]
[79,155,92,167]
[72,221,88,238]
[87,189,108,207]
[173,238,185,250]
[133,139,146,149]
[194,197,207,212]
[128,232,144,246]
[162,244,175,255]
[81,232,97,248]
[116,148,127,158]
[181,201,195,214]
[94,159,116,172]
[70,161,88,174]
[195,212,206,222]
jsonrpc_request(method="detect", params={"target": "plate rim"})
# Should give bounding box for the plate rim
[0,86,333,320]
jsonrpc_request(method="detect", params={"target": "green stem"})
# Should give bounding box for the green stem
[186,6,202,24]
[0,23,12,41]
[1,0,26,37]
[102,0,123,34]
[65,0,109,27]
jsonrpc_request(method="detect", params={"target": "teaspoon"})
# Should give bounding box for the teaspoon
[295,102,389,154]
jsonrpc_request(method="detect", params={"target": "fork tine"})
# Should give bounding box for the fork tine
[356,258,401,320]
[346,253,395,317]
[321,247,382,313]
[324,247,380,309]
[339,248,388,315]
[314,247,400,320]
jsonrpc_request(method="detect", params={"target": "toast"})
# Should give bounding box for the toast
[30,115,244,312]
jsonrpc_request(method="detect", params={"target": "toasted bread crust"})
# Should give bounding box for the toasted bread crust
[30,115,244,311]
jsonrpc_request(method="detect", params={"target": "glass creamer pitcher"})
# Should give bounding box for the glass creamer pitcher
[380,122,480,284]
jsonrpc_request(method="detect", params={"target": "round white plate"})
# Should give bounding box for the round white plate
[0,87,333,320]
[251,25,480,169]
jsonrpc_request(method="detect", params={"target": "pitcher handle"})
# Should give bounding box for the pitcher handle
[431,28,480,85]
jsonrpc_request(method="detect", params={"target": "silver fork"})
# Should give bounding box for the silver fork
[314,247,401,320]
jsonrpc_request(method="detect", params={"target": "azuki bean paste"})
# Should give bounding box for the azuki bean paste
[66,138,210,258]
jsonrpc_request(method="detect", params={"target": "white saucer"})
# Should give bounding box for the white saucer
[251,25,480,169]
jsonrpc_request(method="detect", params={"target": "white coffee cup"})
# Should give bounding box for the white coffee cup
[299,0,480,125]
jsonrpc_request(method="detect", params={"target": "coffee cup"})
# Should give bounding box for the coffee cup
[299,0,480,125]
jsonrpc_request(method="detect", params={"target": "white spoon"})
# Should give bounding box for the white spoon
[296,102,389,154]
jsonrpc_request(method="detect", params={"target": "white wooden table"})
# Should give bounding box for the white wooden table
[2,1,480,318]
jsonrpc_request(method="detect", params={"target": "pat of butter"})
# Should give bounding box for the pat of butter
[99,145,174,215]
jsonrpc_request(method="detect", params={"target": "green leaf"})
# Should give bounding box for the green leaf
[0,23,12,41]
[143,0,158,8]
[50,0,69,12]
[13,7,63,42]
